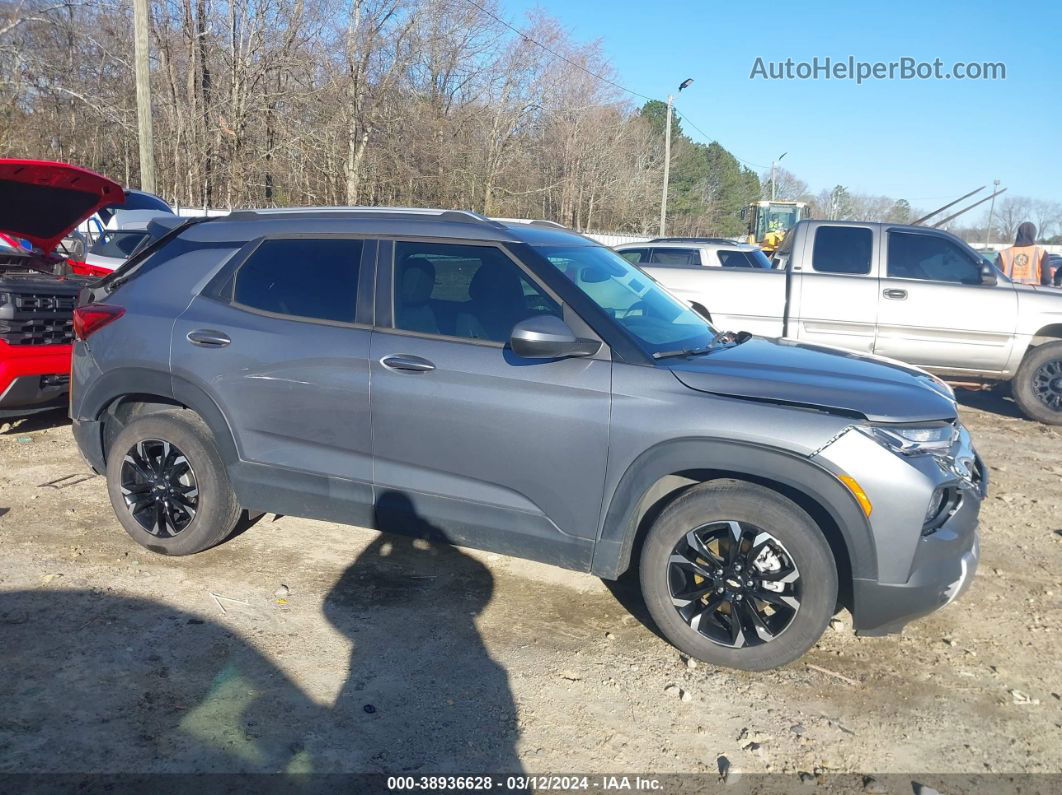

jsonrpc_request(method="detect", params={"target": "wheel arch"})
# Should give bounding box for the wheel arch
[1029,324,1062,349]
[80,368,239,467]
[590,439,875,596]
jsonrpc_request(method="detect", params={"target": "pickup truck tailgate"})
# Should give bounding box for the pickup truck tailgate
[643,266,787,337]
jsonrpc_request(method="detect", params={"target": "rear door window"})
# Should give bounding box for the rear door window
[812,226,873,275]
[649,248,701,267]
[234,238,363,323]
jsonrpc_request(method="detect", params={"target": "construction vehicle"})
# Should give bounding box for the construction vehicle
[743,200,808,255]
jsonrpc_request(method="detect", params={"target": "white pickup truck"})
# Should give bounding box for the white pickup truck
[643,220,1062,424]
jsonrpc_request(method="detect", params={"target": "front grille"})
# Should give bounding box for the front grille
[0,291,78,346]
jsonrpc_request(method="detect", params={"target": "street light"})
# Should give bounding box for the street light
[659,78,694,237]
[770,152,787,202]
[984,178,1001,249]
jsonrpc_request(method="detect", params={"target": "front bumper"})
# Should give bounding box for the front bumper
[852,515,980,636]
[817,421,986,636]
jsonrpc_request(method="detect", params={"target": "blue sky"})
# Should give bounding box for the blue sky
[501,0,1061,208]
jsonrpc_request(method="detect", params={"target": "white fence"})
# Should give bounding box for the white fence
[582,231,652,247]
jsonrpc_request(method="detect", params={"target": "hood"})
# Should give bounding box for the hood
[1014,221,1037,247]
[0,159,122,252]
[669,337,957,423]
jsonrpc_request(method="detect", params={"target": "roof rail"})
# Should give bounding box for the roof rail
[224,206,506,228]
[492,217,569,230]
[647,236,739,244]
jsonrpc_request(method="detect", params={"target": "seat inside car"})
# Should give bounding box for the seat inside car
[395,256,439,335]
[456,263,530,341]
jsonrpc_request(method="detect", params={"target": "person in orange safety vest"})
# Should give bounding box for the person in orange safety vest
[997,222,1050,285]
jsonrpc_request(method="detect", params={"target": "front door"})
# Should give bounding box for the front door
[874,228,1018,373]
[368,239,611,570]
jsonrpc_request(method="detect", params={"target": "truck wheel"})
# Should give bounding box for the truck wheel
[639,481,837,671]
[1013,342,1062,425]
[105,409,242,556]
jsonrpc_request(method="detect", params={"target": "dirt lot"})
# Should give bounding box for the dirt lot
[0,391,1060,786]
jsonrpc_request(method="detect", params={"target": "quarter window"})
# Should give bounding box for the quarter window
[717,249,772,269]
[617,248,649,264]
[234,238,362,323]
[812,226,873,275]
[887,231,983,284]
[393,241,561,342]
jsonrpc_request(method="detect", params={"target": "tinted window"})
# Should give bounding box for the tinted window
[538,245,714,354]
[650,248,701,267]
[812,226,872,274]
[234,238,362,323]
[887,232,982,284]
[717,249,772,269]
[89,230,150,259]
[618,248,649,264]
[393,241,560,342]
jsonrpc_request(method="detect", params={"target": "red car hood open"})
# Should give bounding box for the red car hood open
[0,159,122,252]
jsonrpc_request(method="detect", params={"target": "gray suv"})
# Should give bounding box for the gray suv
[70,209,984,670]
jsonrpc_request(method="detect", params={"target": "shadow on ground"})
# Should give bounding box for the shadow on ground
[954,386,1026,421]
[0,492,521,775]
[0,407,70,435]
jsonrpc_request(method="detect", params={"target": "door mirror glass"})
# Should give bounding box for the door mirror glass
[509,315,600,359]
[981,263,998,286]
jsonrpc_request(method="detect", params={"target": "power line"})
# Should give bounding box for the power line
[463,0,655,104]
[462,0,770,171]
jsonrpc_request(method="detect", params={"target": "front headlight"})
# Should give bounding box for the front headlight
[856,422,957,456]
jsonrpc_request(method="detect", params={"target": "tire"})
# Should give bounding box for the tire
[1012,342,1062,425]
[105,409,242,556]
[639,480,837,671]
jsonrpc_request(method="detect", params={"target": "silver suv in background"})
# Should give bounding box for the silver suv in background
[70,209,983,671]
[615,238,773,270]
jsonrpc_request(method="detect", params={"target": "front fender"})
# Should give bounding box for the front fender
[590,437,877,582]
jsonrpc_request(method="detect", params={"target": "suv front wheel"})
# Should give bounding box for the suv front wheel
[105,409,242,555]
[640,481,837,671]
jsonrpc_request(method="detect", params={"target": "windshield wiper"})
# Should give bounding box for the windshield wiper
[651,330,752,360]
[652,345,713,360]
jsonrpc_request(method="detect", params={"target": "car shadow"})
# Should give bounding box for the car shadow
[0,407,70,434]
[953,386,1026,421]
[0,491,522,776]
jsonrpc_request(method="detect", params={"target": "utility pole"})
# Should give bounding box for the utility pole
[984,178,1001,249]
[658,78,694,238]
[658,95,673,237]
[133,0,156,193]
[770,152,787,202]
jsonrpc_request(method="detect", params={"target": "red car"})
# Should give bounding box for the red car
[0,159,121,417]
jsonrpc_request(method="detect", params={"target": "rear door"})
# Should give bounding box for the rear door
[874,228,1018,372]
[170,235,376,522]
[367,238,611,569]
[789,224,880,354]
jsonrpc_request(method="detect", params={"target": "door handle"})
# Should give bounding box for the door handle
[380,354,435,373]
[882,288,908,300]
[186,329,231,348]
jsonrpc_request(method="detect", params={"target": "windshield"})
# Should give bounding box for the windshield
[535,245,715,355]
[90,230,150,259]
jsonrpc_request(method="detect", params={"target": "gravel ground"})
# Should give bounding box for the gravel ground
[0,391,1059,786]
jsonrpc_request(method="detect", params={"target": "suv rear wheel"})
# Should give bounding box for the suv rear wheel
[1013,341,1062,425]
[105,409,241,555]
[639,481,837,671]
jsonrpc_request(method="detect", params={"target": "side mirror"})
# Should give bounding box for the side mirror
[510,315,601,359]
[980,264,998,286]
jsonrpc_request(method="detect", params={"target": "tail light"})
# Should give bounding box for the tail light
[73,304,125,340]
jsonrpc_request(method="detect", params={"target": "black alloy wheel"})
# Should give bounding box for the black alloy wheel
[120,439,199,538]
[668,520,800,649]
